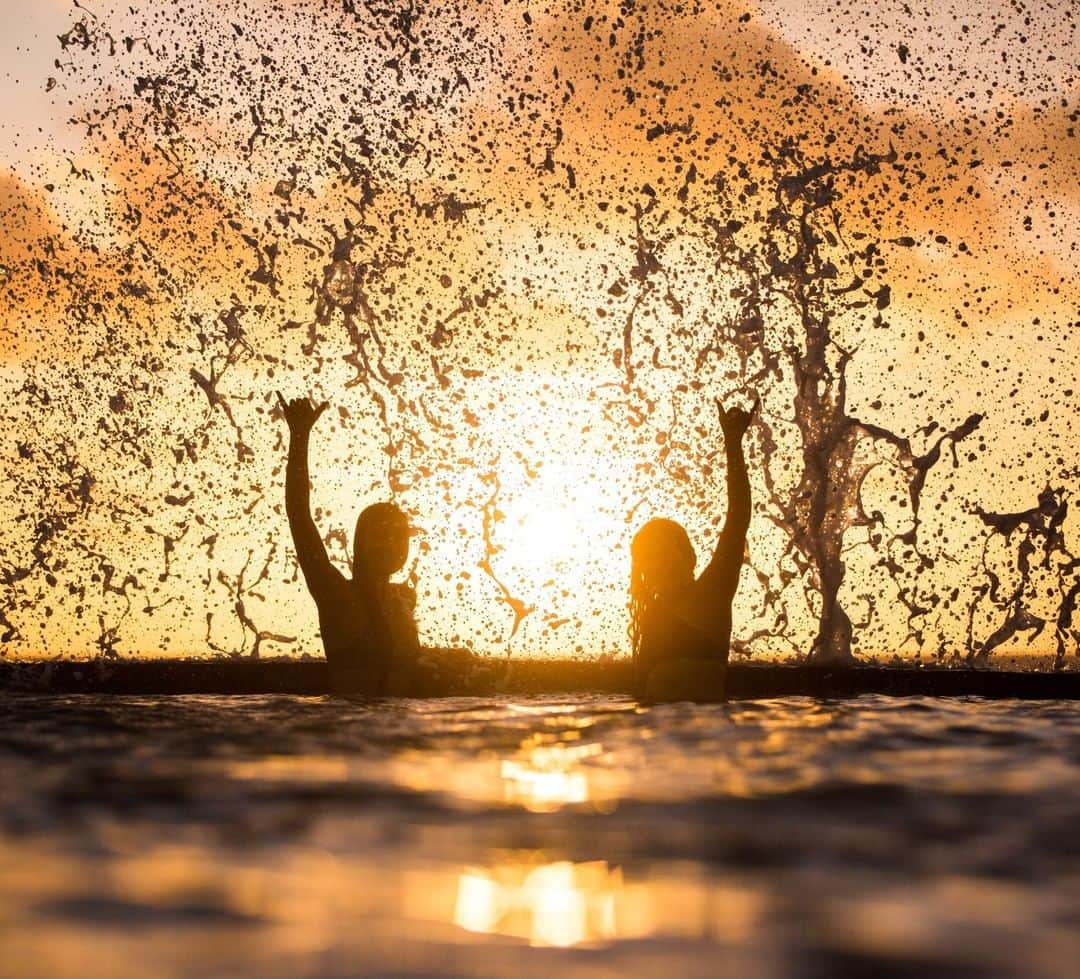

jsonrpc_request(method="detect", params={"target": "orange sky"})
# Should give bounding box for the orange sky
[0,1,1076,661]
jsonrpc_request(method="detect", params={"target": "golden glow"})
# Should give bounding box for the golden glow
[2,835,770,971]
[450,855,767,947]
[2,2,1074,662]
[454,859,619,947]
[501,490,583,578]
[388,704,634,811]
[411,390,649,653]
[500,737,602,811]
[488,457,624,617]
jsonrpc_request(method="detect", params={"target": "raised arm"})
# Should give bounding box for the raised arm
[277,393,336,593]
[699,397,757,595]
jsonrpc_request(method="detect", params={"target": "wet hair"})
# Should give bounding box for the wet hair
[629,518,697,661]
[353,501,410,578]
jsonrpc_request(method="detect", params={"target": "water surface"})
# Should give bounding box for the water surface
[1,694,1077,977]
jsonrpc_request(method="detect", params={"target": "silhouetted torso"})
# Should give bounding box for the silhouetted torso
[304,564,418,692]
[636,585,732,679]
[634,557,739,698]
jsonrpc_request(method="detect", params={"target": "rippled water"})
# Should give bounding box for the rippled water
[1,694,1077,978]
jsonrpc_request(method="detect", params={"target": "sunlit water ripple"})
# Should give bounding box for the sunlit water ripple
[1,693,1077,978]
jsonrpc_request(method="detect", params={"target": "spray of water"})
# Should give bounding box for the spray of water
[0,2,1075,664]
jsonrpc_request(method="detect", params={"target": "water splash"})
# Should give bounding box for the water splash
[0,1,1075,663]
[971,485,1080,669]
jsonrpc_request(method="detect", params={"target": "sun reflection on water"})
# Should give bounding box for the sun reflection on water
[500,737,604,811]
[389,705,629,811]
[454,859,620,947]
[450,855,768,948]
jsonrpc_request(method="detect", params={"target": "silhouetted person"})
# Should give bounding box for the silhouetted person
[278,393,419,694]
[629,398,757,701]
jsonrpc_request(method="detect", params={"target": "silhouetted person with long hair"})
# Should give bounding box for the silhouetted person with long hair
[629,398,757,700]
[278,393,418,694]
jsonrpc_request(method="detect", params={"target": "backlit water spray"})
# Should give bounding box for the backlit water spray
[0,1,1075,664]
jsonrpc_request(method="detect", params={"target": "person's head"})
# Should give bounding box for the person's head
[353,501,410,581]
[629,518,696,658]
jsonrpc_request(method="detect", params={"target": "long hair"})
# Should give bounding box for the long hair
[629,518,696,662]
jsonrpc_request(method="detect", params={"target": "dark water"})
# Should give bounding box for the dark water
[1,694,1077,978]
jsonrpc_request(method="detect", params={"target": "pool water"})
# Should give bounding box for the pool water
[1,694,1077,978]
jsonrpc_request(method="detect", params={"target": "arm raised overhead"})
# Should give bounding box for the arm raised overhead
[699,396,757,599]
[277,392,337,594]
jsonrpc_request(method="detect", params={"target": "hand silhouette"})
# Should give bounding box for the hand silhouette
[276,392,329,434]
[717,395,760,440]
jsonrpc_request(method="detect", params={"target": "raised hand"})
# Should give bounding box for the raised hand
[276,392,329,435]
[717,394,760,440]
